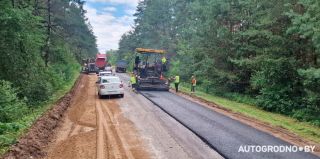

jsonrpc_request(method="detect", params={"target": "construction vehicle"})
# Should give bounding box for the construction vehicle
[82,58,97,74]
[87,62,96,74]
[133,48,169,91]
[81,59,87,73]
[115,60,128,73]
[95,53,107,71]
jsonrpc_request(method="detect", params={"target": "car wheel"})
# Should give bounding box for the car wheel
[119,94,124,98]
[98,93,102,99]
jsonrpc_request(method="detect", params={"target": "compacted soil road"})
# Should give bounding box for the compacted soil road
[45,74,149,159]
[44,74,222,159]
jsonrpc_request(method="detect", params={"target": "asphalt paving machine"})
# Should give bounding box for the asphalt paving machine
[133,48,169,91]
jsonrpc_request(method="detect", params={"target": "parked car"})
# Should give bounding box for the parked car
[105,66,113,72]
[115,60,127,73]
[97,76,124,98]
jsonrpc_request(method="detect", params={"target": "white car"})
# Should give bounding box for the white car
[98,71,112,77]
[97,76,124,98]
[105,66,113,72]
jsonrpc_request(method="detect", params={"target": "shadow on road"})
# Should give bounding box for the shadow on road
[98,95,123,100]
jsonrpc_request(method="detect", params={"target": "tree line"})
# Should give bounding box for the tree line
[117,0,320,125]
[0,0,97,149]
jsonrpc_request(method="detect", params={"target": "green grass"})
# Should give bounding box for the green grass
[174,84,320,144]
[0,72,80,155]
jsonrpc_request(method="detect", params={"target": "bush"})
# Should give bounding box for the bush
[296,68,320,125]
[0,135,16,147]
[0,80,27,123]
[23,80,53,105]
[251,58,301,114]
[0,122,21,135]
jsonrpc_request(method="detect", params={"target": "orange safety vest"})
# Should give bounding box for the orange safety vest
[192,78,197,86]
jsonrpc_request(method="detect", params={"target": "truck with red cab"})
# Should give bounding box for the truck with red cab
[95,53,107,71]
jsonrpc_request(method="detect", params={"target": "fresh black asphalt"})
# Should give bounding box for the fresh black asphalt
[140,91,319,159]
[116,74,318,159]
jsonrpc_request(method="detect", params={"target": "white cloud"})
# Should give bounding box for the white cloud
[124,9,136,15]
[84,4,135,53]
[103,7,117,12]
[86,0,139,7]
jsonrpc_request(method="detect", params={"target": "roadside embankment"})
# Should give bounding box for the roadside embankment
[2,75,84,159]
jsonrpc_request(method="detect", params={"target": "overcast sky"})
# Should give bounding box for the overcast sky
[84,0,139,53]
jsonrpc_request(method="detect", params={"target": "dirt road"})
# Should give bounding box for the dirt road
[45,75,149,159]
[44,74,221,159]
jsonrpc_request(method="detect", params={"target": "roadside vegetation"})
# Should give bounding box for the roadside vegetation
[117,0,320,129]
[0,0,97,154]
[106,50,119,66]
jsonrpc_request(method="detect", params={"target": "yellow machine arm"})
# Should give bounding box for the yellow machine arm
[136,48,166,54]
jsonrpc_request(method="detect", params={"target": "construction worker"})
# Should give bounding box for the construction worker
[174,75,180,92]
[191,75,197,93]
[130,73,137,91]
[161,56,167,64]
[134,56,140,70]
[161,56,167,71]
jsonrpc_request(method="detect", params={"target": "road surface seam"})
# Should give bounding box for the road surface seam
[139,91,228,159]
[126,89,192,156]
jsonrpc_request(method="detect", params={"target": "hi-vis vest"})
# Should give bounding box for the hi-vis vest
[162,57,167,64]
[130,76,136,84]
[175,76,180,83]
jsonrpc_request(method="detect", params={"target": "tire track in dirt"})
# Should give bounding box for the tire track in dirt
[96,98,151,159]
[103,100,136,159]
[46,74,151,159]
[96,100,123,159]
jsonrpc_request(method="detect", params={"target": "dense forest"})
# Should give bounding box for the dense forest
[117,0,320,125]
[0,0,97,151]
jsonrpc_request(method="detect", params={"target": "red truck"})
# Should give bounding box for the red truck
[95,53,107,70]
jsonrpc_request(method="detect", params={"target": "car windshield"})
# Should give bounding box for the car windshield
[101,78,120,83]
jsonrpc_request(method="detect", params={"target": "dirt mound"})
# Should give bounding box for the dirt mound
[2,75,84,159]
